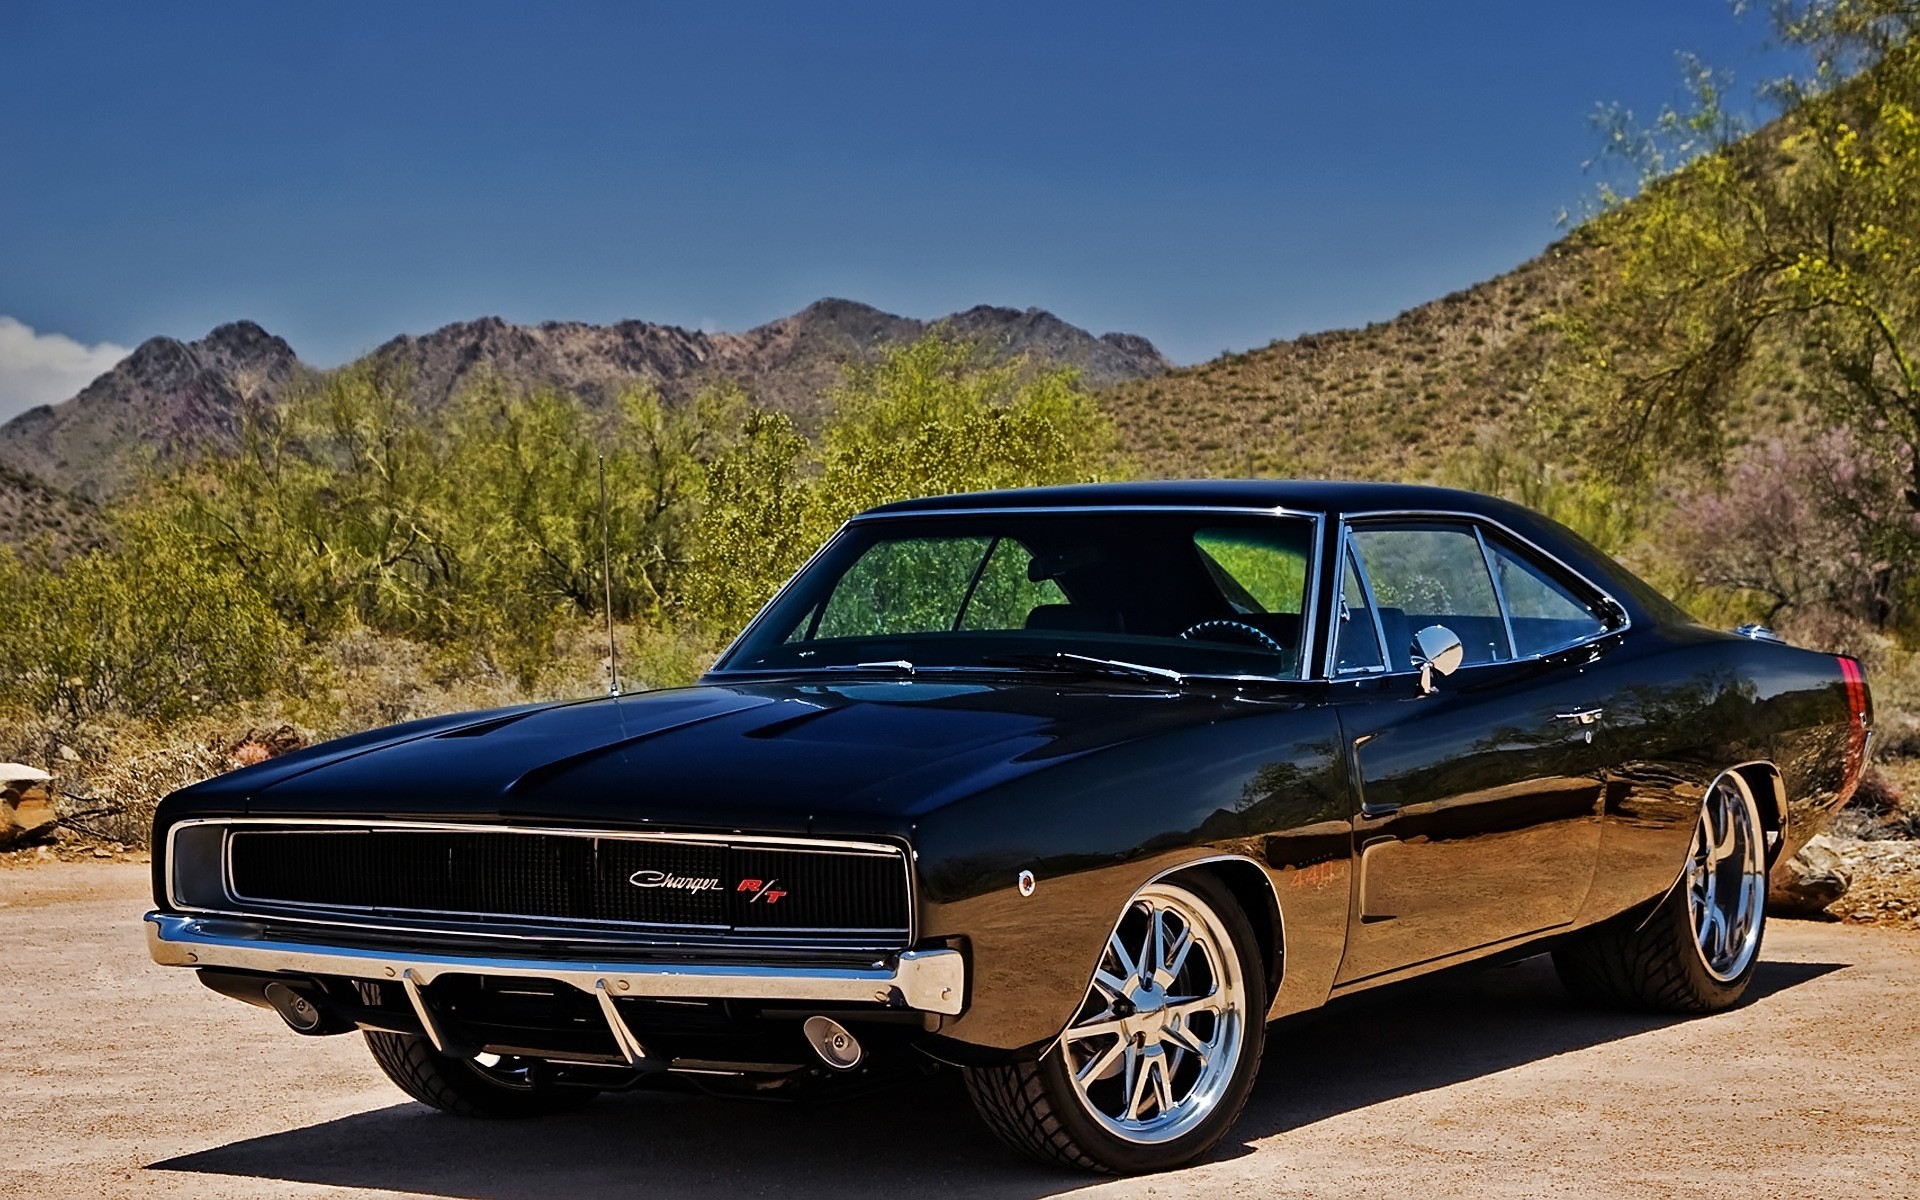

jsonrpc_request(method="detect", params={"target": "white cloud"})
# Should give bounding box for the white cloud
[0,316,131,425]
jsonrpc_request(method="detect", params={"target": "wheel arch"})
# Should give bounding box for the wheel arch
[1159,855,1286,1010]
[1729,760,1789,865]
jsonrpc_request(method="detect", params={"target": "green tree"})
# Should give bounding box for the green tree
[817,331,1120,521]
[675,409,816,636]
[153,366,756,684]
[161,363,456,639]
[0,517,294,721]
[440,380,745,624]
[1556,1,1920,513]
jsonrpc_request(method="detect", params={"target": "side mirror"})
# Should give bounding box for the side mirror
[1411,624,1464,695]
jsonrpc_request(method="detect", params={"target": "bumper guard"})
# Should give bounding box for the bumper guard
[146,911,966,1062]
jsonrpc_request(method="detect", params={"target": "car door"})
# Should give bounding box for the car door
[1328,518,1619,985]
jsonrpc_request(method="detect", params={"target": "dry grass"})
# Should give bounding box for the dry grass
[0,621,721,851]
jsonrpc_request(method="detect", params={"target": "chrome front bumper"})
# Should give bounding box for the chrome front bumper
[145,911,966,1017]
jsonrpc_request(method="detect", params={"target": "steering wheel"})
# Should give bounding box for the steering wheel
[1177,619,1287,654]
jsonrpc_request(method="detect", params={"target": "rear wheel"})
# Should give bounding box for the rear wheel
[1554,768,1768,1012]
[963,874,1267,1173]
[363,1030,598,1118]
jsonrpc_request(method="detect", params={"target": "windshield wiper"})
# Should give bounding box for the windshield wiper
[982,651,1186,686]
[847,659,916,675]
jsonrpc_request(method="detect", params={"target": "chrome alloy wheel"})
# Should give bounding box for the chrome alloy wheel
[1055,881,1248,1145]
[1685,771,1767,983]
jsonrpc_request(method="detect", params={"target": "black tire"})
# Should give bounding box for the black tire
[363,1030,598,1118]
[962,872,1268,1174]
[1553,769,1768,1014]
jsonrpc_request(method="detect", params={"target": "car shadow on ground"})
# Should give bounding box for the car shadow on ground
[1229,953,1842,1146]
[150,955,1846,1200]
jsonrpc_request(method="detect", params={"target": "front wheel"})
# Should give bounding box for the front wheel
[363,1030,598,1118]
[963,873,1267,1174]
[1554,768,1769,1013]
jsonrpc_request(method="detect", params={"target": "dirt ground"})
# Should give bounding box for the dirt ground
[4,860,1918,1200]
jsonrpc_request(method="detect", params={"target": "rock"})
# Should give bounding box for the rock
[0,763,59,849]
[1769,834,1853,918]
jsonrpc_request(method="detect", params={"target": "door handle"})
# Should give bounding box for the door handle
[1554,708,1604,726]
[1359,800,1400,820]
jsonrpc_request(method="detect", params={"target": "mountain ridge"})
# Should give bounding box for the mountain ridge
[366,297,1172,419]
[0,320,307,501]
[0,300,1172,502]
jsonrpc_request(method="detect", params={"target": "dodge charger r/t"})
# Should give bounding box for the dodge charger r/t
[146,481,1873,1174]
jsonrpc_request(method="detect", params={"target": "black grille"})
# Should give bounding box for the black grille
[224,827,911,947]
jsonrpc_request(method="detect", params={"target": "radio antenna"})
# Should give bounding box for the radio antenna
[598,455,620,696]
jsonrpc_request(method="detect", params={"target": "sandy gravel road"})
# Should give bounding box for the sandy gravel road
[4,860,1918,1200]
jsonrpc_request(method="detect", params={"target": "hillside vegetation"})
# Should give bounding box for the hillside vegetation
[0,464,98,552]
[1104,243,1588,482]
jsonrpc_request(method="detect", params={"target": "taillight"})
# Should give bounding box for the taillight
[1837,655,1871,804]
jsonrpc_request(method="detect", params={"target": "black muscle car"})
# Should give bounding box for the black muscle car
[147,481,1873,1173]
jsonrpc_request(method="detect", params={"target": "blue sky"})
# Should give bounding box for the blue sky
[0,2,1798,419]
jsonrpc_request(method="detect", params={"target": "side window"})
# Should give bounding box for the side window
[1489,540,1609,656]
[1334,548,1385,672]
[956,539,1066,631]
[1350,526,1510,669]
[809,537,992,639]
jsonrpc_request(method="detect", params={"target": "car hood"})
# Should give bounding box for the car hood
[192,675,1304,836]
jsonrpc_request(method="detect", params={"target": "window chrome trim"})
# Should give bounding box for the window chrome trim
[1473,524,1520,662]
[1328,524,1390,678]
[168,818,917,949]
[1322,509,1632,681]
[1298,513,1325,684]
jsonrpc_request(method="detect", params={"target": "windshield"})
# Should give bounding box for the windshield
[714,511,1318,679]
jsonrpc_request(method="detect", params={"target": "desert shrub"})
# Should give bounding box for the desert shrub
[1667,429,1917,630]
[1440,442,1647,557]
[675,409,817,638]
[623,624,720,691]
[1830,766,1920,840]
[0,518,294,722]
[150,367,767,686]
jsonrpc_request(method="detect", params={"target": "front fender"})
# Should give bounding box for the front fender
[912,703,1351,1052]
